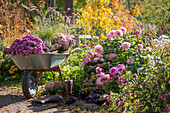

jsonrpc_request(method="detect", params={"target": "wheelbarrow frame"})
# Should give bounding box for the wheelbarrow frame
[9,48,79,98]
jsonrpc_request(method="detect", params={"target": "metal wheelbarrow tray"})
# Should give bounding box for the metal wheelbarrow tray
[9,53,69,70]
[8,48,79,99]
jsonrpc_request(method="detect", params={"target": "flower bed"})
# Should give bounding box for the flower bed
[80,27,169,112]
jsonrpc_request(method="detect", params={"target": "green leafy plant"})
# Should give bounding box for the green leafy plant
[30,7,68,48]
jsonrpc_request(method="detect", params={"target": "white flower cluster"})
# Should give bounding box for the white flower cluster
[149,35,170,70]
[152,35,170,50]
[158,35,169,40]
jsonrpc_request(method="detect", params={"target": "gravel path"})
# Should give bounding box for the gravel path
[0,84,100,113]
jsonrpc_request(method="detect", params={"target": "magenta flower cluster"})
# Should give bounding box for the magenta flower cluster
[52,34,76,51]
[107,27,127,40]
[158,93,170,98]
[109,64,126,78]
[96,64,127,85]
[81,45,104,67]
[9,34,45,57]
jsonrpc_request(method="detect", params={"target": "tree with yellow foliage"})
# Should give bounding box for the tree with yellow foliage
[76,0,141,38]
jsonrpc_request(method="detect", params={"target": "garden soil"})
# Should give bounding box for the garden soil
[0,84,100,113]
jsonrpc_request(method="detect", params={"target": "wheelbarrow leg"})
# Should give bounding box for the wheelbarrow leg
[56,66,64,83]
[33,71,43,83]
[51,71,56,83]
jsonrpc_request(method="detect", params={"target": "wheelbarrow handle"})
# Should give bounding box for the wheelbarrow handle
[64,47,80,62]
[69,47,80,54]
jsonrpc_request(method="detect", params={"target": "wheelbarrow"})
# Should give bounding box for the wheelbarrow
[8,48,79,99]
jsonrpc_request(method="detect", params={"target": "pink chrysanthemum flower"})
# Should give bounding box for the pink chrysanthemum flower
[134,73,138,79]
[113,70,120,77]
[107,33,113,40]
[118,77,125,84]
[101,74,110,81]
[117,64,125,72]
[108,53,117,61]
[109,73,114,78]
[96,67,102,73]
[138,44,143,51]
[117,64,125,69]
[122,42,131,50]
[134,55,138,58]
[83,57,90,64]
[109,67,117,74]
[145,47,152,53]
[119,27,127,35]
[115,30,123,39]
[109,30,116,37]
[94,45,103,54]
[96,77,103,85]
[101,74,110,84]
[137,30,141,35]
[127,58,135,64]
[88,51,95,57]
[93,57,100,63]
[122,69,127,72]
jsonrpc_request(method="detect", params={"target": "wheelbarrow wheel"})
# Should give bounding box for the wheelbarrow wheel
[22,70,38,99]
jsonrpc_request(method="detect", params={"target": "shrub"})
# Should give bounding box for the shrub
[79,27,169,112]
[0,50,22,83]
[80,27,150,95]
[76,0,140,38]
[0,1,31,45]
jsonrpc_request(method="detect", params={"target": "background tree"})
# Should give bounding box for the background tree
[45,0,56,9]
[64,0,74,24]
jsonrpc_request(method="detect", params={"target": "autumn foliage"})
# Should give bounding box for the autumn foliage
[0,1,31,45]
[76,0,141,37]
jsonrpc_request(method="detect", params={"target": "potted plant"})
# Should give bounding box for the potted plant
[51,33,76,53]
